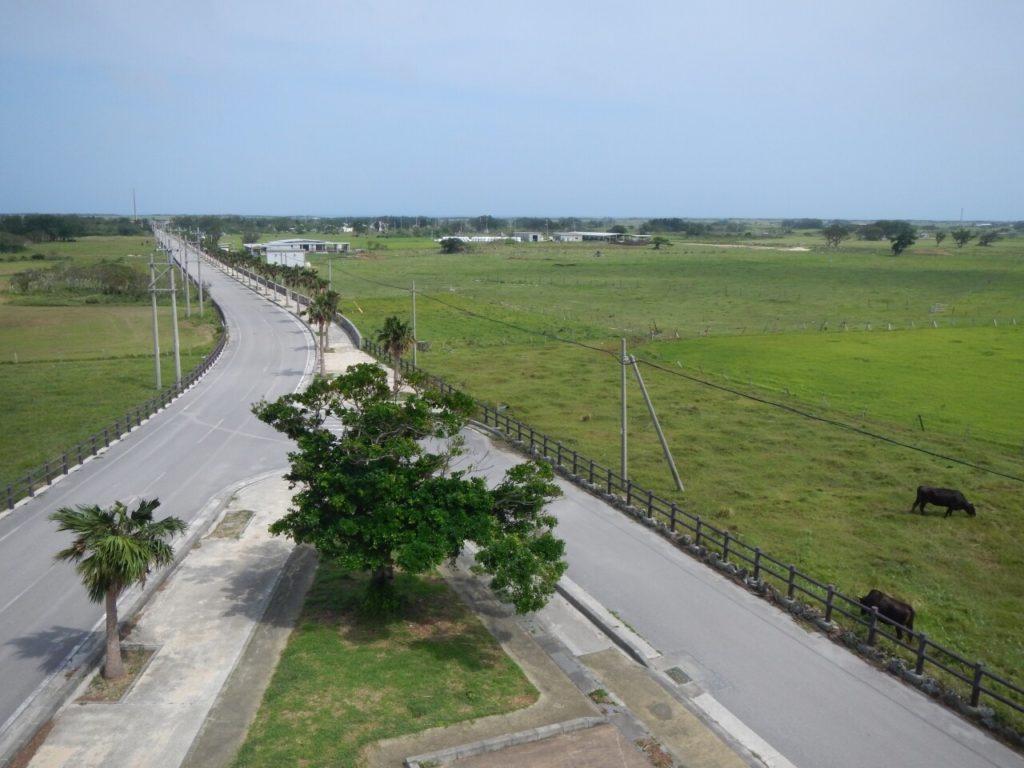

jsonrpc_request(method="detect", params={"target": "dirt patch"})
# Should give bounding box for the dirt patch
[77,646,157,703]
[208,509,255,539]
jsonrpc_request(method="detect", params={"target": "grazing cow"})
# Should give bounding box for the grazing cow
[859,589,915,640]
[911,486,976,518]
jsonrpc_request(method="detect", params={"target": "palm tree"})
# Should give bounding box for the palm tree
[376,315,415,397]
[304,289,341,375]
[50,499,186,679]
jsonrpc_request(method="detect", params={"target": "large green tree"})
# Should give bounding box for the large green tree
[888,222,917,256]
[252,364,567,613]
[50,499,186,679]
[951,227,974,248]
[822,224,851,248]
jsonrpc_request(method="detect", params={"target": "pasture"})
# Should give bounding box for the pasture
[308,233,1024,687]
[0,236,220,489]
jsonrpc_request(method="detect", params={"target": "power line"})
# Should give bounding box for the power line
[334,268,1023,483]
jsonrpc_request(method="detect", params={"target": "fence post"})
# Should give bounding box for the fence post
[626,479,633,507]
[607,468,613,494]
[589,459,595,485]
[77,444,83,465]
[542,434,549,459]
[27,473,34,498]
[572,451,578,476]
[868,607,879,645]
[915,633,928,675]
[647,490,654,519]
[6,486,13,510]
[517,421,523,442]
[529,427,535,453]
[753,548,762,580]
[970,663,985,707]
[787,565,797,599]
[670,503,678,532]
[91,435,98,456]
[556,441,562,467]
[723,531,731,562]
[695,516,703,547]
[825,584,835,623]
[43,461,51,485]
[62,453,69,476]
[104,428,110,447]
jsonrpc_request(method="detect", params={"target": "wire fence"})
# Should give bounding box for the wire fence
[363,337,1024,740]
[4,298,227,512]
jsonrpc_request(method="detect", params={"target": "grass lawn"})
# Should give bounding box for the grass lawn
[231,563,536,768]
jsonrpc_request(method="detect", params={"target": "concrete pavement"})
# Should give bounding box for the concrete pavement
[13,321,765,768]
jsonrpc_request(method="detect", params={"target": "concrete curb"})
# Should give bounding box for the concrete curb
[554,579,661,667]
[403,716,608,768]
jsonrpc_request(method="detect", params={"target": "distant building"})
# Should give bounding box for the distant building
[552,231,651,244]
[244,238,350,268]
[513,231,544,242]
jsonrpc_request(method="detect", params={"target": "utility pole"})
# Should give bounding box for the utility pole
[196,232,205,317]
[621,338,628,480]
[149,258,161,390]
[180,243,191,318]
[620,339,684,491]
[168,259,182,385]
[412,281,417,367]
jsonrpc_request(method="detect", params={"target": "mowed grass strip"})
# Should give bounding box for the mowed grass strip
[231,563,537,768]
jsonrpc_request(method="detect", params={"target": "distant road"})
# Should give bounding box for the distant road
[0,234,314,743]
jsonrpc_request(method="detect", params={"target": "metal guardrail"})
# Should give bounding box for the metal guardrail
[360,338,1024,733]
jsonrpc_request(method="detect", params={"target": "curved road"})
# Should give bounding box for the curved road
[452,430,1023,768]
[0,233,313,747]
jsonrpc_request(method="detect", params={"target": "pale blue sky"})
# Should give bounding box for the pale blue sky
[2,1,1021,220]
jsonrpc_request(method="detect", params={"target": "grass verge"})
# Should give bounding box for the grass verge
[231,562,537,767]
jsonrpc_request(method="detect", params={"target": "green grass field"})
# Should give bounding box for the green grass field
[232,564,536,767]
[0,236,219,489]
[299,233,1024,690]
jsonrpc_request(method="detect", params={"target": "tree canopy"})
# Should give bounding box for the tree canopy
[252,364,567,613]
[822,224,851,248]
[951,228,974,248]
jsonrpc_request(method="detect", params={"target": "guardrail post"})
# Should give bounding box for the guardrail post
[529,427,535,452]
[753,548,762,580]
[91,435,98,456]
[915,633,928,675]
[868,607,879,645]
[825,584,835,623]
[27,473,34,498]
[787,565,797,598]
[970,663,985,707]
[589,459,595,485]
[669,503,678,531]
[43,461,51,485]
[647,490,654,518]
[572,451,578,476]
[6,486,13,510]
[103,427,110,447]
[607,468,613,494]
[695,516,703,546]
[723,531,731,562]
[62,453,69,476]
[626,479,633,507]
[556,441,562,467]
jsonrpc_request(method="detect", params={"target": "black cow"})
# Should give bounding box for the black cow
[859,589,915,640]
[911,486,976,518]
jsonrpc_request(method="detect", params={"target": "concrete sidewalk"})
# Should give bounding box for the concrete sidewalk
[16,322,764,768]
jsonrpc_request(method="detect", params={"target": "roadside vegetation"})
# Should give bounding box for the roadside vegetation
[0,233,220,489]
[231,563,537,767]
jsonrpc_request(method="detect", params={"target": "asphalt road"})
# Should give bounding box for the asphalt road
[0,233,313,742]
[451,429,1024,768]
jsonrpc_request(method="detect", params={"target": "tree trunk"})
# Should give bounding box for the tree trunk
[103,588,125,680]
